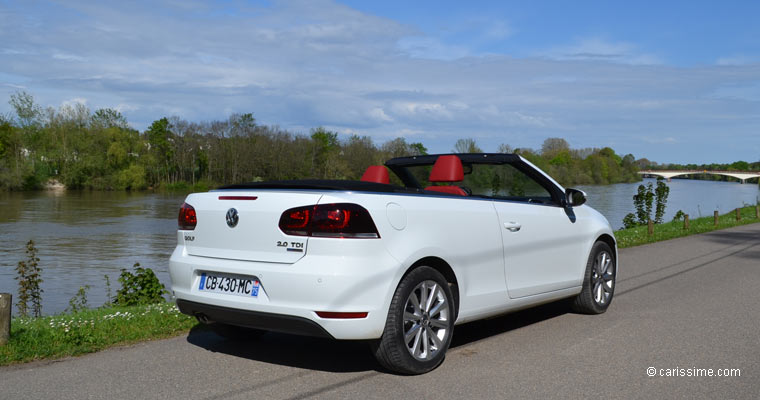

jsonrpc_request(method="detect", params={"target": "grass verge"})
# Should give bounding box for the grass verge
[615,205,760,248]
[0,302,198,366]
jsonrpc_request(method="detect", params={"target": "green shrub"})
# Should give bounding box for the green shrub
[622,213,638,229]
[626,180,670,226]
[15,240,43,317]
[103,275,113,307]
[633,183,654,224]
[67,285,90,313]
[115,263,167,306]
[654,180,670,223]
[672,210,685,221]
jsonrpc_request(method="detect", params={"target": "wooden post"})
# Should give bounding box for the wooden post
[0,293,10,346]
[714,210,719,226]
[647,218,653,236]
[684,214,690,230]
[736,208,741,221]
[756,205,759,219]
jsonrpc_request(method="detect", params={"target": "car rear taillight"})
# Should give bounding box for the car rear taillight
[279,203,379,238]
[178,202,197,230]
[279,206,312,236]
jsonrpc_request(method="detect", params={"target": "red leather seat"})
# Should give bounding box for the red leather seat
[426,185,468,195]
[361,165,390,184]
[425,155,467,196]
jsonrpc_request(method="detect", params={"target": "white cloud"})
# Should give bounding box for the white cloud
[52,52,86,62]
[115,103,138,113]
[391,102,453,119]
[368,107,393,122]
[61,97,88,108]
[397,36,470,60]
[540,38,662,65]
[0,0,758,163]
[716,55,758,66]
[2,48,36,56]
[397,18,512,60]
[397,128,424,137]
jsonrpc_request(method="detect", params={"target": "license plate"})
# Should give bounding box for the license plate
[198,272,260,297]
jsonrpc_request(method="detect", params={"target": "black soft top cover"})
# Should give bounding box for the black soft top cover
[217,179,419,194]
[215,153,555,199]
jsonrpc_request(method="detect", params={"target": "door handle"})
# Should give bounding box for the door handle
[504,221,521,232]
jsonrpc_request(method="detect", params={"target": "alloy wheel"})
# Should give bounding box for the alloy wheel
[591,251,615,305]
[402,280,450,361]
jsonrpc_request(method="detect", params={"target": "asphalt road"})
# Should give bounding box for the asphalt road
[2,224,759,399]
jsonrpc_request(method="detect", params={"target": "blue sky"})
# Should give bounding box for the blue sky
[1,0,759,164]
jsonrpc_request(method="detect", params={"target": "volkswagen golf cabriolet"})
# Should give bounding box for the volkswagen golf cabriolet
[170,153,617,374]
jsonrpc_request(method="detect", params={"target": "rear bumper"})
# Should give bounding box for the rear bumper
[177,299,333,338]
[169,239,402,340]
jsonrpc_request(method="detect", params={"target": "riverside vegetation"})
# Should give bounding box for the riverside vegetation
[621,180,671,229]
[618,179,760,246]
[1,91,642,192]
[1,302,195,365]
[615,204,760,248]
[1,241,196,365]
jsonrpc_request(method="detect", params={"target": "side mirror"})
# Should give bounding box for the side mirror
[565,188,587,207]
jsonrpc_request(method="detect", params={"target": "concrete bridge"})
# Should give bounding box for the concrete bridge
[638,169,760,183]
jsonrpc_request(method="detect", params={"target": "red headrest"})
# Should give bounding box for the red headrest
[429,155,464,182]
[361,165,390,184]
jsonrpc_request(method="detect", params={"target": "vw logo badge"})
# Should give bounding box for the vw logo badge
[226,208,239,228]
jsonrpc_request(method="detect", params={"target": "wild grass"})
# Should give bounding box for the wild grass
[0,302,197,366]
[616,205,760,248]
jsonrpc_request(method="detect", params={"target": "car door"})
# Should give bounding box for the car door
[465,162,586,299]
[493,200,585,298]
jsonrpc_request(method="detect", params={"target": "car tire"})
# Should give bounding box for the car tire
[207,322,267,341]
[572,241,616,314]
[372,266,455,375]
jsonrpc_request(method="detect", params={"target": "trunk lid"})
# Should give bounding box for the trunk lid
[182,190,322,263]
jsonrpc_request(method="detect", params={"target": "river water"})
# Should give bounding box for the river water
[1,178,758,315]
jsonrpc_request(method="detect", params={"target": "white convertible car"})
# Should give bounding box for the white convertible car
[170,153,617,374]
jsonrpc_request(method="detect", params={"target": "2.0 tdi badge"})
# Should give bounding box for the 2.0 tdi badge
[226,208,239,228]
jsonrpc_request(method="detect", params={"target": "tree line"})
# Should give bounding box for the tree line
[1,91,643,191]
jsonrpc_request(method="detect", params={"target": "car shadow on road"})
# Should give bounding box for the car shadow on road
[184,300,570,373]
[703,227,759,242]
[449,300,570,350]
[701,228,760,260]
[186,325,380,373]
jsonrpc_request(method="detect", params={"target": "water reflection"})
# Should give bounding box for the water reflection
[0,191,185,315]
